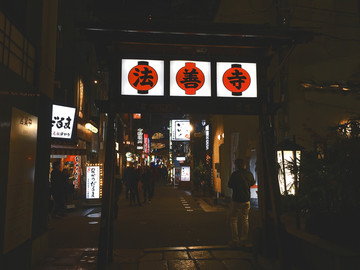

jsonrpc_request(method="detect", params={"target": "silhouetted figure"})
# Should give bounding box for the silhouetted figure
[123,166,131,200]
[129,166,141,206]
[63,167,74,204]
[50,161,66,217]
[141,166,152,203]
[228,158,255,248]
[149,163,158,201]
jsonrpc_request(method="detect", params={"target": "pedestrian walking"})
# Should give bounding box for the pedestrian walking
[227,158,255,248]
[129,166,141,206]
[149,163,158,201]
[141,166,152,203]
[123,165,131,200]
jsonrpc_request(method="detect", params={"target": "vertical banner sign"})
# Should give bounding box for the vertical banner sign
[205,124,210,151]
[121,59,164,96]
[51,104,76,139]
[64,155,81,189]
[170,60,211,97]
[216,62,257,98]
[86,165,100,199]
[137,128,144,150]
[144,133,149,153]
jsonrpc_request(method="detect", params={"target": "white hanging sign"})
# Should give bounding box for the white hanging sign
[121,59,164,96]
[170,60,211,97]
[216,62,257,97]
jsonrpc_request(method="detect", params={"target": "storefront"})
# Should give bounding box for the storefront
[50,104,97,205]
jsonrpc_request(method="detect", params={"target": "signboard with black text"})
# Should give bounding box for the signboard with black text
[51,104,76,139]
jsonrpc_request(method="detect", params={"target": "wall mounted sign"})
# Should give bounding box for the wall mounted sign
[171,119,191,141]
[216,62,257,97]
[170,60,211,97]
[51,104,76,139]
[181,166,190,181]
[121,59,164,96]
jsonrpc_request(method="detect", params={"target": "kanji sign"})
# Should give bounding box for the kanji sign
[121,59,164,96]
[121,59,257,99]
[86,165,102,199]
[64,155,81,189]
[51,104,76,139]
[170,60,211,97]
[217,62,257,98]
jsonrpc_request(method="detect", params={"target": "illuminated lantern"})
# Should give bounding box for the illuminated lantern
[223,64,251,96]
[176,62,204,95]
[276,139,303,195]
[128,61,158,94]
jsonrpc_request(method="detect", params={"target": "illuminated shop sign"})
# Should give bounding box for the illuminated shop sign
[205,124,210,151]
[216,62,257,97]
[126,152,134,162]
[170,60,211,97]
[121,59,257,98]
[137,128,144,150]
[86,164,103,199]
[85,122,98,133]
[171,119,191,141]
[181,166,190,181]
[144,133,149,153]
[64,155,81,189]
[51,104,76,139]
[121,59,164,96]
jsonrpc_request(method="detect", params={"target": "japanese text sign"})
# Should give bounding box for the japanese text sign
[86,165,100,199]
[121,59,164,96]
[51,104,76,139]
[216,62,257,97]
[170,60,211,97]
[171,119,191,141]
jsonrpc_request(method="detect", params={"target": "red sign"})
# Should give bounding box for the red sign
[176,62,204,95]
[223,64,251,96]
[64,155,81,189]
[144,133,149,153]
[128,61,158,94]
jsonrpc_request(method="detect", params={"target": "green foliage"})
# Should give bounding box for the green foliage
[192,161,212,194]
[284,134,360,247]
[297,137,360,214]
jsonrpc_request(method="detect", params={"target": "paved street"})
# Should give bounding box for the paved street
[114,184,231,249]
[34,184,263,269]
[47,184,232,250]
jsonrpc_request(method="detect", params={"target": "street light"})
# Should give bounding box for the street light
[276,138,303,195]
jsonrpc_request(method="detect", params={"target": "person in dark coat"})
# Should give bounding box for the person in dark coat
[141,166,152,204]
[50,161,66,217]
[227,158,255,248]
[128,166,141,206]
